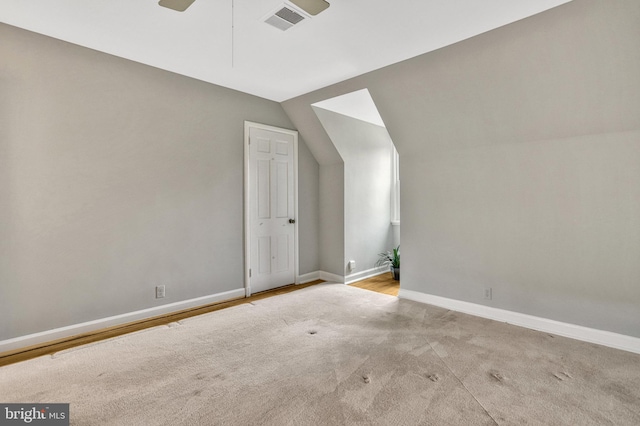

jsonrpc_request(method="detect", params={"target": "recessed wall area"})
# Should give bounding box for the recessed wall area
[312,89,400,282]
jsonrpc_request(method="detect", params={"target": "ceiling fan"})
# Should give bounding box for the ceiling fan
[158,0,330,16]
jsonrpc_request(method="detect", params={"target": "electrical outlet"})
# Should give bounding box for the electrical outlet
[156,285,166,299]
[348,260,356,271]
[484,288,492,300]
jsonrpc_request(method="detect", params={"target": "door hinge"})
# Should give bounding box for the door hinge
[249,268,252,278]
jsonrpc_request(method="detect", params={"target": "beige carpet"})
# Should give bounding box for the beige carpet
[1,284,639,425]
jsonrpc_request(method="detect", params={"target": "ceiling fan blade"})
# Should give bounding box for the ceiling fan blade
[158,0,196,12]
[289,0,330,16]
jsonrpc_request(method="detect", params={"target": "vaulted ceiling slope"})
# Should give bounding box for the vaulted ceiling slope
[0,0,571,102]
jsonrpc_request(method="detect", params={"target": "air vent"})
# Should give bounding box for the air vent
[276,7,305,24]
[263,5,309,31]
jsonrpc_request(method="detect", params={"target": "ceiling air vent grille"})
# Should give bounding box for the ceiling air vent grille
[264,5,307,31]
[276,7,305,24]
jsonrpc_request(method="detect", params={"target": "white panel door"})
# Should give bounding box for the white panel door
[248,125,296,293]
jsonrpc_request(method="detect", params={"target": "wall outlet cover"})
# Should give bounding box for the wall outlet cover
[156,285,166,299]
[484,288,492,300]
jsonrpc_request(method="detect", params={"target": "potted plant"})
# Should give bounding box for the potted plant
[375,245,400,280]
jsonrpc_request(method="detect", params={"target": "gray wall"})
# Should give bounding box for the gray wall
[282,0,640,337]
[0,23,319,340]
[318,163,345,276]
[313,108,395,276]
[281,94,343,278]
[297,138,320,274]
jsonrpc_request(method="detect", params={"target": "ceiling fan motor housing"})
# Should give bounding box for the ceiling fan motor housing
[158,0,196,12]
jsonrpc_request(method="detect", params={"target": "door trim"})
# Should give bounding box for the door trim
[244,121,299,297]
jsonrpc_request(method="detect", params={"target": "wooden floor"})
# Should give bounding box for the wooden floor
[349,272,400,296]
[0,274,399,367]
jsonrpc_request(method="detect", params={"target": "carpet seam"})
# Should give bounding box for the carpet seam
[424,333,500,426]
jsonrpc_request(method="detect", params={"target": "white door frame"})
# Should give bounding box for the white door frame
[244,121,299,297]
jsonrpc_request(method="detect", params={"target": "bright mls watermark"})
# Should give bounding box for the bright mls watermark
[0,404,69,425]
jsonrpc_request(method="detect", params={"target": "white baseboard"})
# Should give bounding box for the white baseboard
[0,288,246,354]
[299,268,386,285]
[399,289,640,355]
[319,271,345,284]
[297,271,321,284]
[297,271,345,284]
[345,266,389,285]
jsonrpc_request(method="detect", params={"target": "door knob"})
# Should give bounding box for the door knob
[289,219,296,224]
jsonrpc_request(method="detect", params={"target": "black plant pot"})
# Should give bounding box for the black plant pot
[391,266,400,281]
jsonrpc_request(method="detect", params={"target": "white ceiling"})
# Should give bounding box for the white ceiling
[0,0,571,102]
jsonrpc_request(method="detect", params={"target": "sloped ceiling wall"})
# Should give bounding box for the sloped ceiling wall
[313,107,395,277]
[282,0,640,337]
